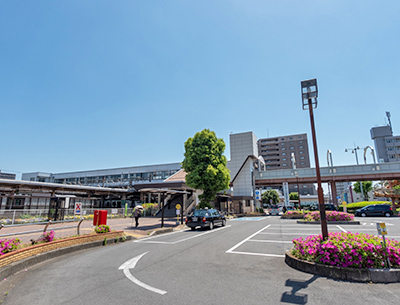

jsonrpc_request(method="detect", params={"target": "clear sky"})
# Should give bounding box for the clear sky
[1,1,399,178]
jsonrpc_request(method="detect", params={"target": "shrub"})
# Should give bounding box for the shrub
[0,238,21,255]
[95,225,110,234]
[284,210,305,216]
[37,230,55,243]
[303,211,354,222]
[292,232,400,268]
[339,201,390,212]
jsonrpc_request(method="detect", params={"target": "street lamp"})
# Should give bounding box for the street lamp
[301,78,328,240]
[345,145,364,200]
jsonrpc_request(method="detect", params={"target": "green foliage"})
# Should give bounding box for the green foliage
[261,189,279,205]
[289,192,299,201]
[182,129,230,206]
[95,225,110,234]
[338,201,390,212]
[19,213,32,219]
[352,181,372,200]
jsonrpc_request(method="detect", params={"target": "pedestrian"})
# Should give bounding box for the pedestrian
[134,207,142,227]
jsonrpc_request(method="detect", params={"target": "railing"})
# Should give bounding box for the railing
[0,219,84,239]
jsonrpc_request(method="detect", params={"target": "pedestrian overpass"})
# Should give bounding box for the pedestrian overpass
[254,161,400,204]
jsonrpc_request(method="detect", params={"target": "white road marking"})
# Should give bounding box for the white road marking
[119,252,167,295]
[226,225,271,253]
[227,251,285,258]
[135,225,231,244]
[336,225,347,232]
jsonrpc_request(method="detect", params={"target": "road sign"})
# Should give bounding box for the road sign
[175,204,181,210]
[255,190,261,200]
[377,223,387,235]
[74,202,82,215]
[342,201,347,206]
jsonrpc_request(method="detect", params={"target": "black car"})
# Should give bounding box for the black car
[185,209,226,231]
[355,204,393,217]
[309,204,337,211]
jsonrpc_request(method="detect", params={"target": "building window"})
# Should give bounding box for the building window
[281,138,285,140]
[282,148,285,150]
[299,146,303,149]
[283,163,287,166]
[282,153,286,155]
[301,162,305,165]
[281,143,285,145]
[299,140,303,143]
[282,158,286,161]
[290,137,293,140]
[290,147,294,149]
[300,156,305,159]
[300,151,303,154]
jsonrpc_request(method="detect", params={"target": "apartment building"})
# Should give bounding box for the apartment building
[257,133,315,195]
[370,125,400,163]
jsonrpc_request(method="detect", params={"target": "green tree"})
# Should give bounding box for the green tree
[289,192,299,201]
[182,129,230,209]
[353,181,373,201]
[261,189,279,205]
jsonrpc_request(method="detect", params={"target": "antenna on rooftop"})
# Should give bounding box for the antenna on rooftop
[386,111,393,135]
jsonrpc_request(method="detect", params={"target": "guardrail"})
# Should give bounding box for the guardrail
[0,219,84,239]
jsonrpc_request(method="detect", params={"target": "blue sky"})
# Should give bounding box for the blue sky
[1,1,399,178]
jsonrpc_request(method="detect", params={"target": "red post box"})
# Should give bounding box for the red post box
[93,210,108,226]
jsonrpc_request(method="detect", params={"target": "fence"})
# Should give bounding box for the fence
[0,219,84,239]
[0,206,161,225]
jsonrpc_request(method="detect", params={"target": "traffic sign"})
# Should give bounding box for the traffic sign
[377,223,387,235]
[74,202,82,215]
[175,204,181,210]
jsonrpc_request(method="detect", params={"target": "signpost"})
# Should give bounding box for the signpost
[74,202,82,216]
[283,182,290,207]
[175,204,181,224]
[342,201,347,213]
[376,222,391,268]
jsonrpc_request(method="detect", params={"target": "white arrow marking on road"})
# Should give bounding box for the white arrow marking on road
[119,252,167,295]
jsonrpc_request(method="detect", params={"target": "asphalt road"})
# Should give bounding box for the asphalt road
[2,216,400,305]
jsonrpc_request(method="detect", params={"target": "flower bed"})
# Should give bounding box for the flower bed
[291,232,400,269]
[303,211,354,222]
[281,210,305,219]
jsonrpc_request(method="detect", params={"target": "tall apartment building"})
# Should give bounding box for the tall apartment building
[370,125,400,163]
[257,133,315,195]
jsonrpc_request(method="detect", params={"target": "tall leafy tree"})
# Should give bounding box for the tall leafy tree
[353,181,373,201]
[182,129,230,208]
[261,189,279,205]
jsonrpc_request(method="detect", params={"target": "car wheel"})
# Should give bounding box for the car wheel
[191,227,196,231]
[385,212,391,217]
[361,213,367,217]
[209,221,214,230]
[221,219,226,227]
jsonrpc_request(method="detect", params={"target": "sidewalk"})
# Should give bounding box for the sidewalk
[0,217,186,244]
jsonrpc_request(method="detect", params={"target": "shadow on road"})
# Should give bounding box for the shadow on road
[281,275,319,304]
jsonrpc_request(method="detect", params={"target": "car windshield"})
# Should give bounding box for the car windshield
[270,205,278,209]
[193,210,209,217]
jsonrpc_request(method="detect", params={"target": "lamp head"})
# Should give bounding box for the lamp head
[301,78,318,110]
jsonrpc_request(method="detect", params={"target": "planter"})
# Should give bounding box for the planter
[297,220,360,225]
[0,231,124,269]
[285,250,400,283]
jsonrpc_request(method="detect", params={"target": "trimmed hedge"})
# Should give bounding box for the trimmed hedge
[338,201,391,213]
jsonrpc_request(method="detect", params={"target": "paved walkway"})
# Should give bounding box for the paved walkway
[0,217,185,244]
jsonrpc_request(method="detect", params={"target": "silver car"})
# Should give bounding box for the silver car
[269,205,280,216]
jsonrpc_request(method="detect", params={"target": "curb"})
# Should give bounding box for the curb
[0,235,134,281]
[296,220,360,225]
[285,251,400,283]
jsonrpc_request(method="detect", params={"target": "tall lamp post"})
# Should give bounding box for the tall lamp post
[301,78,328,240]
[345,145,364,200]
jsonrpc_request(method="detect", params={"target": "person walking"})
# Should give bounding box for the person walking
[134,207,142,227]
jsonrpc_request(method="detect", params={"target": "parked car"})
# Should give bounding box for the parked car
[269,205,280,216]
[185,209,226,230]
[355,204,393,217]
[309,204,338,211]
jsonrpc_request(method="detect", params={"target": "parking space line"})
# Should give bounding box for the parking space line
[227,251,285,258]
[336,225,347,232]
[226,225,271,253]
[135,225,231,244]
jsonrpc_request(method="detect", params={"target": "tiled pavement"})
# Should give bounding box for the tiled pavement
[0,217,185,244]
